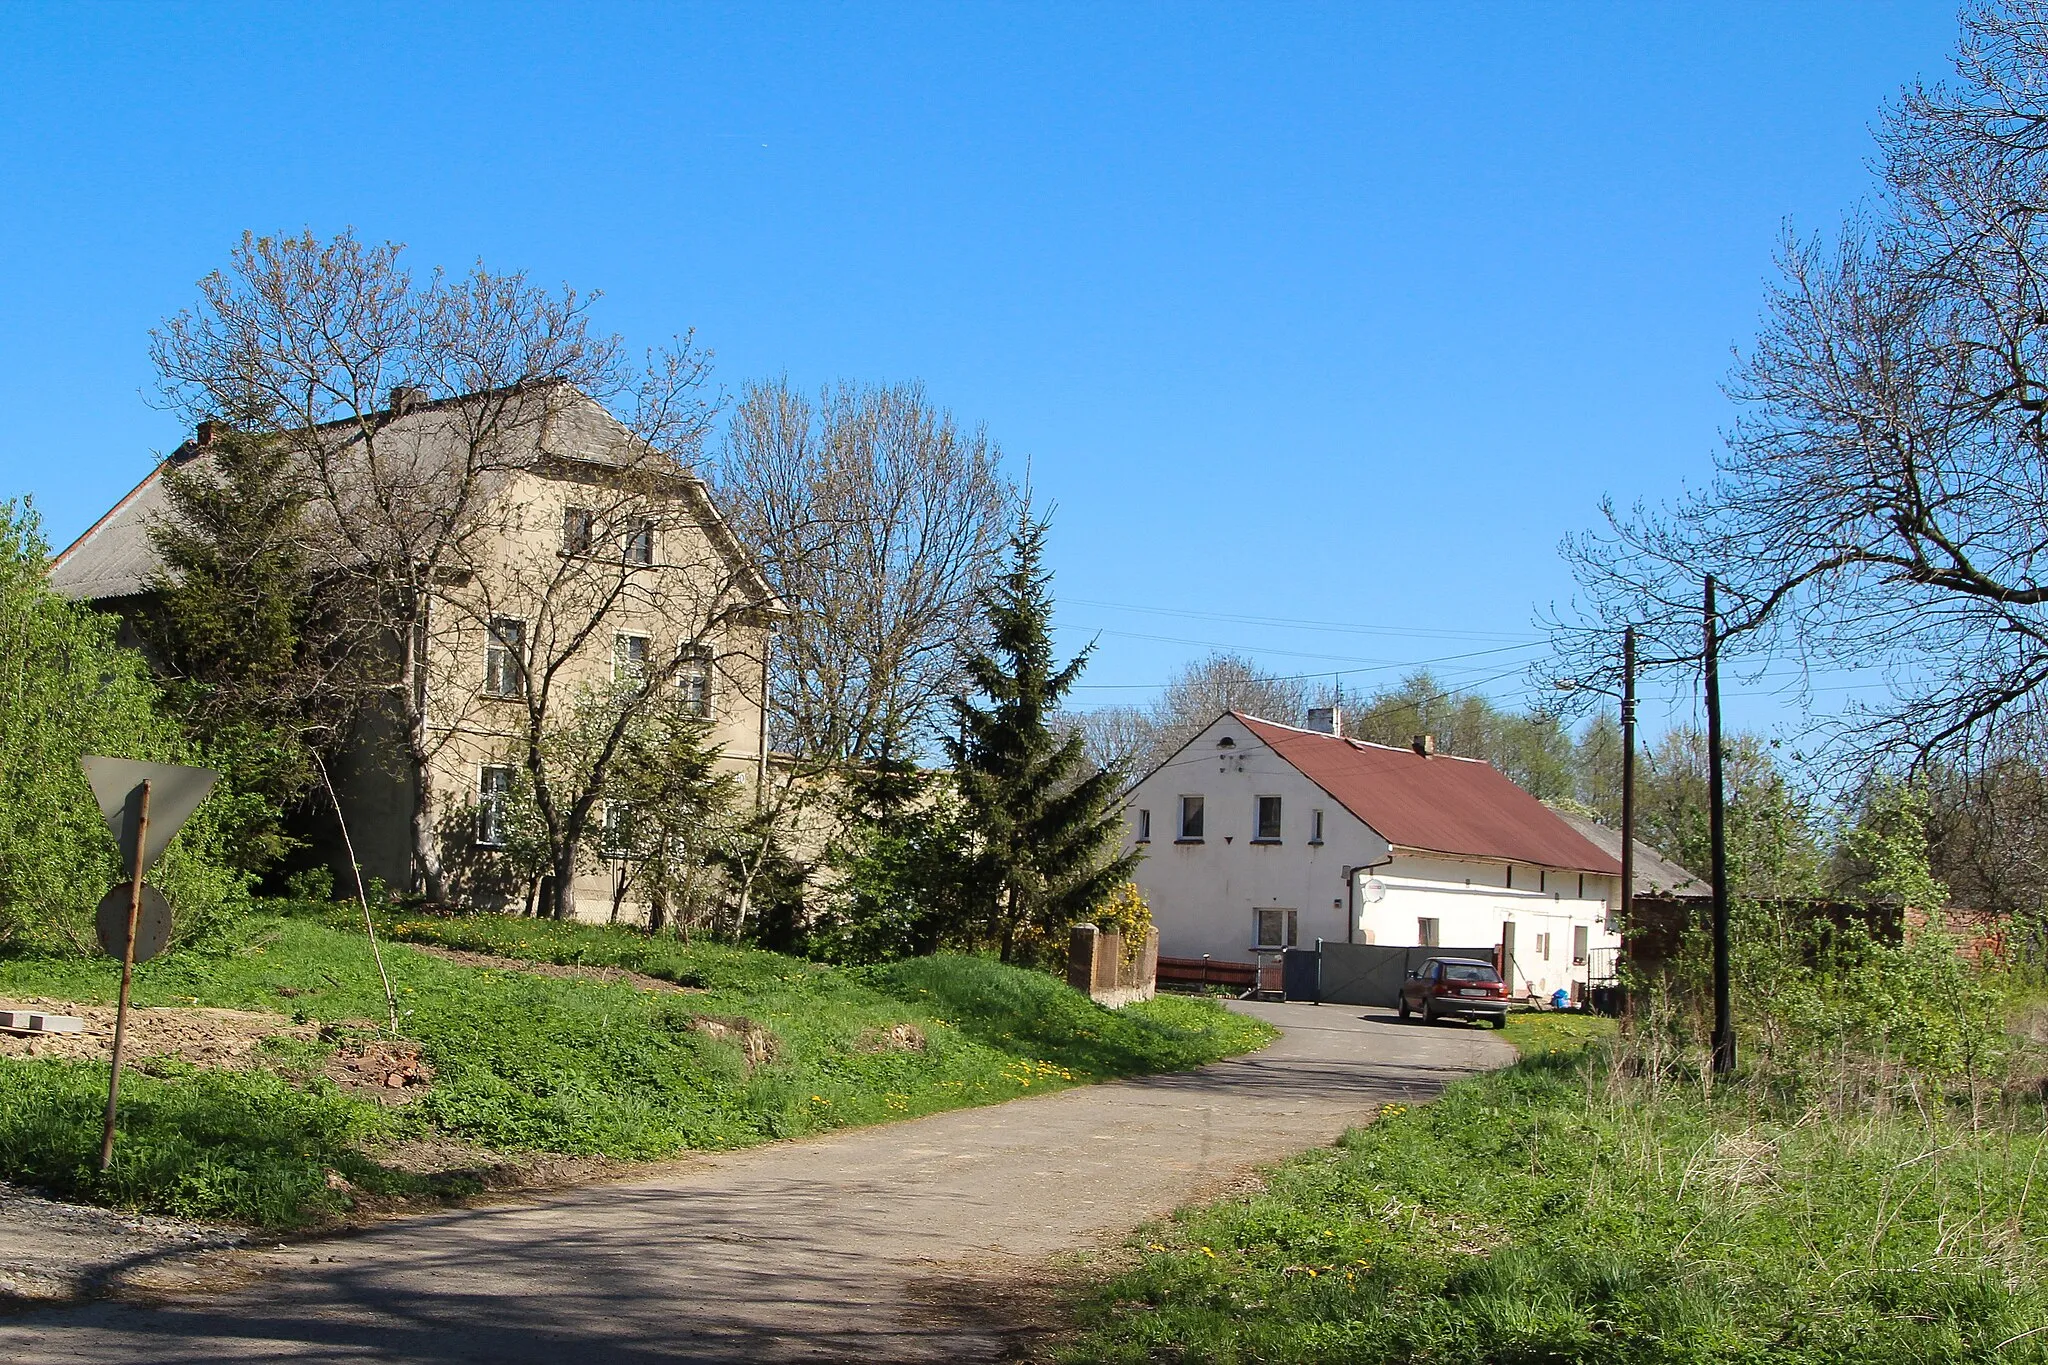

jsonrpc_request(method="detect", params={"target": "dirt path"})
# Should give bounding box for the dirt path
[0,1003,1511,1363]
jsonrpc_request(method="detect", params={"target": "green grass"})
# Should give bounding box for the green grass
[0,906,1274,1228]
[1065,1045,2048,1364]
[1498,1008,1618,1058]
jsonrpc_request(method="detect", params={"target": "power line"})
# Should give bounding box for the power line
[1066,627,1546,674]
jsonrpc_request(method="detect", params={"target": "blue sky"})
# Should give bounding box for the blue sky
[0,2,1960,739]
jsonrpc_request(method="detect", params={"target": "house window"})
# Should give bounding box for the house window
[1536,932,1552,961]
[601,800,636,858]
[625,519,654,566]
[1573,924,1589,966]
[1255,908,1298,949]
[483,617,525,698]
[1178,795,1204,841]
[1309,809,1324,844]
[1254,796,1282,842]
[676,642,714,717]
[1136,809,1151,843]
[563,506,595,555]
[1417,916,1440,948]
[477,765,515,847]
[614,631,651,683]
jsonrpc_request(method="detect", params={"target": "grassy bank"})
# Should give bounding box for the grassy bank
[1066,1031,2048,1364]
[0,906,1274,1229]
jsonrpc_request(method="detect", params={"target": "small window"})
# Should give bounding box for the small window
[1417,916,1440,948]
[1254,796,1282,842]
[625,519,654,566]
[563,506,595,555]
[483,617,525,698]
[1309,808,1324,844]
[1536,932,1552,961]
[1136,809,1151,843]
[1255,908,1298,949]
[1573,924,1589,966]
[601,800,636,858]
[1178,795,1204,841]
[614,631,651,683]
[676,642,714,717]
[477,765,515,847]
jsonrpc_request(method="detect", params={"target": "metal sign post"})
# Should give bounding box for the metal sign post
[99,780,150,1172]
[79,757,219,1170]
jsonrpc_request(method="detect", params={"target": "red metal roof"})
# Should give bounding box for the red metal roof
[1234,713,1622,875]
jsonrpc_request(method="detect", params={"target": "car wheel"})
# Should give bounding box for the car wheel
[1491,1014,1509,1030]
[1397,996,1411,1020]
[1422,1000,1436,1024]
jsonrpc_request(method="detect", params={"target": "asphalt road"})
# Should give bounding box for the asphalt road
[0,1002,1511,1363]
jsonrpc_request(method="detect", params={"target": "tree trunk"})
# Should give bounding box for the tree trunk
[410,765,446,903]
[403,611,447,903]
[551,847,579,920]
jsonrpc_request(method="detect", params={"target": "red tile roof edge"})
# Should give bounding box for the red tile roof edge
[1231,711,1622,876]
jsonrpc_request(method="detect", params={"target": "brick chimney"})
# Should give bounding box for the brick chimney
[1412,734,1435,757]
[1305,706,1343,735]
[195,419,218,448]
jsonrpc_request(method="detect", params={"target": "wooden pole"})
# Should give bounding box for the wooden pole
[1705,578,1735,1076]
[1620,625,1636,935]
[100,779,150,1172]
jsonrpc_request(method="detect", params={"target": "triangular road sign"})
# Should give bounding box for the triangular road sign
[80,757,220,872]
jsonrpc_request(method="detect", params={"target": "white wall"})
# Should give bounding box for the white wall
[1355,852,1621,999]
[1123,715,1390,961]
[1123,714,1622,997]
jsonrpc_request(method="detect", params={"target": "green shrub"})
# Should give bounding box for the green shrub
[0,500,251,952]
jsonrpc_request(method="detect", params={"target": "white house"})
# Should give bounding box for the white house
[1123,710,1625,1000]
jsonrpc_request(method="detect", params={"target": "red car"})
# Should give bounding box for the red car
[1397,956,1509,1028]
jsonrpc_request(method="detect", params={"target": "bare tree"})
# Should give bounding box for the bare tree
[1090,653,1313,780]
[710,378,1014,765]
[442,403,773,919]
[151,229,718,901]
[1550,1,2048,767]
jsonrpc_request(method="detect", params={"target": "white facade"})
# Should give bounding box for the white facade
[1356,852,1619,1000]
[1123,713,1622,1000]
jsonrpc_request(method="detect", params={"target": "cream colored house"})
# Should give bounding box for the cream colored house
[50,386,784,922]
[1122,710,1624,1001]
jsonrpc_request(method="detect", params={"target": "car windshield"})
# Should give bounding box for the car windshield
[1441,964,1499,982]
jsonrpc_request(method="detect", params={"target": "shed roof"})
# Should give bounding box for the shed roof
[1551,811,1708,899]
[1233,712,1622,875]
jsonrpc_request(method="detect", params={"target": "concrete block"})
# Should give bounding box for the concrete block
[0,1009,86,1035]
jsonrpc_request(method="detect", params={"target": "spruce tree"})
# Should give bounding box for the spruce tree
[141,428,322,873]
[947,510,1139,961]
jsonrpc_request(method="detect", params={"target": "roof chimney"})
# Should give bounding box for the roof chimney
[1412,734,1435,757]
[388,385,429,415]
[194,419,217,448]
[1305,706,1342,735]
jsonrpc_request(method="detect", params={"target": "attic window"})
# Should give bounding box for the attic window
[1217,736,1236,748]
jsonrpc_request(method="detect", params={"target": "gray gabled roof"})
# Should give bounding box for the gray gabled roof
[1551,810,1709,899]
[48,386,784,614]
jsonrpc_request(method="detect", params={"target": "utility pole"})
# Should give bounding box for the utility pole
[1620,625,1636,933]
[1704,576,1734,1075]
